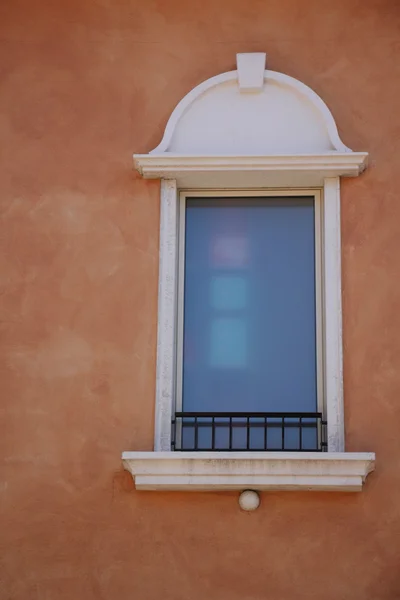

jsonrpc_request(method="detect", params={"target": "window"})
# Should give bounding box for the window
[123,53,374,493]
[173,191,326,452]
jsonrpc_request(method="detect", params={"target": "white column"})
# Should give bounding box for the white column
[323,177,345,452]
[154,179,178,451]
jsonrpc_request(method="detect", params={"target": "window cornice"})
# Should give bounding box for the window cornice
[134,152,368,189]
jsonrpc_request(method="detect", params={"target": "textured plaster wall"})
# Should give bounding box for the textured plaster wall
[1,1,400,599]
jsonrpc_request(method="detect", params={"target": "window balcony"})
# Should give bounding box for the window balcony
[122,409,374,493]
[172,412,327,453]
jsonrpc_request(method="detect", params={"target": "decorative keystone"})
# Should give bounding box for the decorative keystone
[236,52,267,92]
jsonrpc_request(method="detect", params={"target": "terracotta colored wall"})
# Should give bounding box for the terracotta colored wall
[1,1,400,598]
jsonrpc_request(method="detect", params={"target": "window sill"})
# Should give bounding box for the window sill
[122,451,375,492]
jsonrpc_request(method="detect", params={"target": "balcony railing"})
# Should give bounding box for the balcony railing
[172,412,327,452]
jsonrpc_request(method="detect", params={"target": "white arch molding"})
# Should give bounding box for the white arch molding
[151,70,350,155]
[123,54,375,494]
[134,52,367,188]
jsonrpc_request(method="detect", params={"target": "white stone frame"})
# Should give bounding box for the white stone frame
[123,54,375,492]
[154,181,338,453]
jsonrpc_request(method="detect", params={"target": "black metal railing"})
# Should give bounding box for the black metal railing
[172,412,327,452]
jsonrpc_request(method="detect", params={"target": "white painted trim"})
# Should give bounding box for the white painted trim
[323,177,345,452]
[175,192,187,415]
[237,53,267,92]
[176,188,325,417]
[134,153,368,189]
[149,69,351,154]
[179,189,322,198]
[154,180,178,451]
[122,451,375,492]
[313,191,325,420]
[135,153,367,177]
[150,185,358,456]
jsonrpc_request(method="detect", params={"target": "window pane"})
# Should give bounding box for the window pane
[209,317,247,368]
[182,197,317,416]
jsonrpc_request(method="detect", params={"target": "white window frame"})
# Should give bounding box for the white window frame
[154,179,343,453]
[175,189,324,423]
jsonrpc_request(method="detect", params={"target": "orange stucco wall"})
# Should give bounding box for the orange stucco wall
[1,1,400,598]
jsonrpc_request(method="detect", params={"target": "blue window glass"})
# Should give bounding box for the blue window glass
[181,197,317,450]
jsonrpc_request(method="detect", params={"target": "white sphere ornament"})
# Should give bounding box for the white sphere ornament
[239,490,260,511]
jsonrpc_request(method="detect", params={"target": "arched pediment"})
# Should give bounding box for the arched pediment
[151,62,349,155]
[134,53,367,188]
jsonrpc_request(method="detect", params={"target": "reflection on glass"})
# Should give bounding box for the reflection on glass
[211,236,249,268]
[210,317,247,368]
[182,197,317,436]
[210,276,247,310]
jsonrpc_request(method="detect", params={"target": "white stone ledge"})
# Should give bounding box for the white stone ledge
[133,153,368,189]
[122,451,375,492]
[134,153,368,176]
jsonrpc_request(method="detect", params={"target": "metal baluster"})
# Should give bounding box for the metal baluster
[322,418,327,451]
[299,416,302,451]
[247,416,250,450]
[321,417,324,451]
[282,416,285,450]
[314,417,318,451]
[211,416,215,450]
[194,416,198,451]
[229,417,232,450]
[264,416,267,450]
[171,416,175,450]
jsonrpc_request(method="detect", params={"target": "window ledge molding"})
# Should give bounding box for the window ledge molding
[122,451,375,492]
[134,152,368,189]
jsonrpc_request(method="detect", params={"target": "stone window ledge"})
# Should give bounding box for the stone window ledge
[122,451,375,492]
